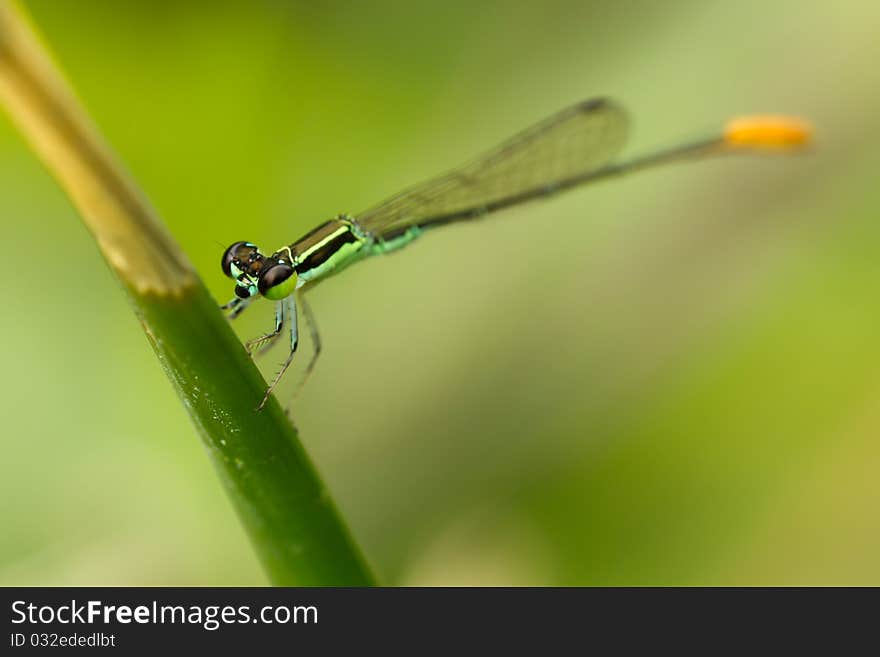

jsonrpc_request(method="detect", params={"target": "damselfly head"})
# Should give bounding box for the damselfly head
[221,241,298,300]
[222,241,265,299]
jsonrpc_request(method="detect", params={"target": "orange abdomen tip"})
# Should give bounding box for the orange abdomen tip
[723,115,813,149]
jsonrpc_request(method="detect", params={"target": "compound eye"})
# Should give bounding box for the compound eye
[258,263,297,300]
[221,241,250,278]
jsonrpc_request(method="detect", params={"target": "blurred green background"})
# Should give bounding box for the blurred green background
[1,0,878,585]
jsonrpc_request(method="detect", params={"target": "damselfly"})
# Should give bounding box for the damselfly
[220,98,810,410]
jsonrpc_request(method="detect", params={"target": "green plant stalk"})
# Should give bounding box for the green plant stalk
[0,0,375,585]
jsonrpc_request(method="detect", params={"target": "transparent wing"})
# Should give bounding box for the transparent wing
[355,98,629,236]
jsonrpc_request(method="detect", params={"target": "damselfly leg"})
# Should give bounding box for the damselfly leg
[222,296,252,320]
[258,295,299,411]
[253,292,323,412]
[222,289,321,411]
[245,301,284,356]
[294,294,322,396]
